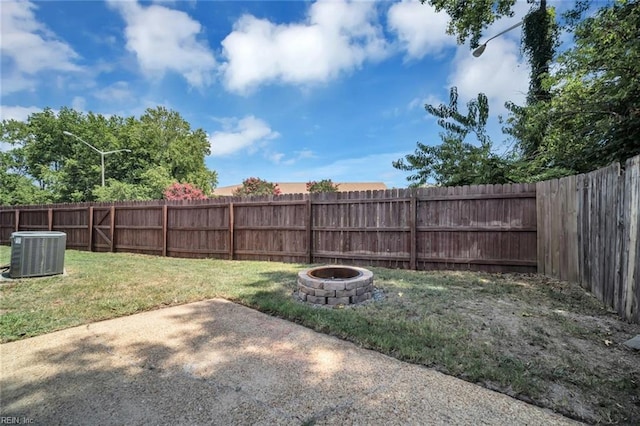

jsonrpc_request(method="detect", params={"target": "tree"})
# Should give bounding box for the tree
[135,107,217,194]
[307,179,339,193]
[138,166,175,200]
[424,0,561,98]
[0,107,218,204]
[93,179,152,202]
[0,151,51,205]
[233,177,281,196]
[393,87,512,186]
[507,0,640,175]
[426,0,518,48]
[423,0,569,160]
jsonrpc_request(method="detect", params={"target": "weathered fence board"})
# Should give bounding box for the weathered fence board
[0,184,538,273]
[621,155,640,321]
[537,154,639,324]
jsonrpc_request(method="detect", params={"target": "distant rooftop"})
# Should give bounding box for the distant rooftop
[213,182,387,196]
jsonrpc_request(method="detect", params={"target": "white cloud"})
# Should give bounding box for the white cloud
[387,0,455,60]
[220,0,389,94]
[449,37,529,114]
[407,94,443,111]
[209,116,280,156]
[1,0,80,95]
[445,2,533,112]
[268,152,285,164]
[269,148,317,165]
[0,105,42,121]
[93,81,134,103]
[71,96,86,111]
[296,149,315,159]
[107,0,216,88]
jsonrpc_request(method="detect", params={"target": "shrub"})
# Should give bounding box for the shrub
[163,182,207,200]
[233,177,281,196]
[306,179,339,193]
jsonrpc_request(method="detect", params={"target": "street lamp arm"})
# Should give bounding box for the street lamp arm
[485,20,524,45]
[63,130,131,187]
[472,20,524,57]
[62,130,103,155]
[102,149,132,155]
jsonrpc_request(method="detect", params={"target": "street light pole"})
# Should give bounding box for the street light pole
[472,20,524,57]
[62,130,131,187]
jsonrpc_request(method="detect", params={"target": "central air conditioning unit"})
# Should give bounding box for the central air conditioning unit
[10,231,67,278]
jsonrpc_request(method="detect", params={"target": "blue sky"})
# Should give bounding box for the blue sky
[1,0,550,188]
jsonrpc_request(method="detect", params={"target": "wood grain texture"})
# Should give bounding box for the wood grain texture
[535,154,639,324]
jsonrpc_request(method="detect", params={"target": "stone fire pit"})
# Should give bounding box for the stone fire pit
[297,266,374,305]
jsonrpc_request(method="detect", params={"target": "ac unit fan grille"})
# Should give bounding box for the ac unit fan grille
[10,232,66,278]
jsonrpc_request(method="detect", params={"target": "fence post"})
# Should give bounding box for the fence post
[228,202,234,260]
[48,208,53,231]
[162,204,168,257]
[410,190,417,270]
[110,205,116,252]
[88,206,94,252]
[14,210,19,233]
[307,197,313,264]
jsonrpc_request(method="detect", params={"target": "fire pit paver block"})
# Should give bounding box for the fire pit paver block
[297,266,374,306]
[327,296,351,305]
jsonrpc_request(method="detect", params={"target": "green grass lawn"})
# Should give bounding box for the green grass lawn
[1,247,639,424]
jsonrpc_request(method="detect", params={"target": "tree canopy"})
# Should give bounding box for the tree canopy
[0,107,218,205]
[399,1,639,187]
[393,87,511,186]
[509,0,640,175]
[425,0,518,48]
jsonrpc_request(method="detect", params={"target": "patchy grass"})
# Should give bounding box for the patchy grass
[1,247,638,424]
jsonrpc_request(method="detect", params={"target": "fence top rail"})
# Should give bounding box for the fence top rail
[167,204,229,210]
[8,207,90,213]
[418,192,536,201]
[0,183,540,211]
[313,198,412,205]
[233,200,308,207]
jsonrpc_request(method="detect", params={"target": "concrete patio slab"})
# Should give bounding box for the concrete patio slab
[0,299,580,425]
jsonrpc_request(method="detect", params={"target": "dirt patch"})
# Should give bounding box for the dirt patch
[449,274,640,424]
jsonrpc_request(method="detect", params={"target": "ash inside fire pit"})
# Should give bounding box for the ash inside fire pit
[297,265,374,305]
[308,266,361,280]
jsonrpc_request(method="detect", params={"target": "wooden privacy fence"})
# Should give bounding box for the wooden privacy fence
[537,154,640,324]
[0,184,538,273]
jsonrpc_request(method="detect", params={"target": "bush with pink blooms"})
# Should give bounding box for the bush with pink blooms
[163,182,207,200]
[306,179,339,193]
[233,177,281,196]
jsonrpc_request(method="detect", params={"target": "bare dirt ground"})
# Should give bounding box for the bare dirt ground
[435,273,639,424]
[293,268,640,424]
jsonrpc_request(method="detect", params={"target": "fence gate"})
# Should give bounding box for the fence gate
[92,206,115,252]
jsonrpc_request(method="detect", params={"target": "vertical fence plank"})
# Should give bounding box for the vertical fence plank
[531,154,639,323]
[559,178,568,281]
[566,175,579,283]
[48,208,53,231]
[228,202,234,260]
[88,206,94,252]
[110,206,116,253]
[306,198,313,264]
[549,179,559,277]
[162,205,168,257]
[14,210,20,232]
[536,181,546,274]
[623,156,639,321]
[580,173,591,291]
[410,190,417,270]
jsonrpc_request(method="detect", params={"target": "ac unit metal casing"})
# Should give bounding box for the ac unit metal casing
[10,231,66,278]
